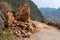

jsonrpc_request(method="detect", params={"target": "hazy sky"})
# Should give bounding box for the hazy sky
[32,0,60,8]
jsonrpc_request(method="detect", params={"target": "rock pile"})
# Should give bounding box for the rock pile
[7,4,36,38]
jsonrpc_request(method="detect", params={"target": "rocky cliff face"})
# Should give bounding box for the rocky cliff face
[3,0,44,20]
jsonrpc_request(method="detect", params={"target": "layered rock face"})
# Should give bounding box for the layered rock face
[0,2,8,25]
[0,16,4,35]
[0,2,8,34]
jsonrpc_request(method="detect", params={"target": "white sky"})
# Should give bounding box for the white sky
[32,0,60,8]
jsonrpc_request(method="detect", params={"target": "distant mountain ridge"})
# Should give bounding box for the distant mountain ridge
[51,8,60,18]
[40,7,56,15]
[39,7,60,23]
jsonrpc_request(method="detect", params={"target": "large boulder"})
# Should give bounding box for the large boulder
[16,4,30,22]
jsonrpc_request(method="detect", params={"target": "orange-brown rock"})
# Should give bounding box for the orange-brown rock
[16,4,30,22]
[7,10,15,26]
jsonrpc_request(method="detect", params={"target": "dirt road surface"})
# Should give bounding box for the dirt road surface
[18,21,60,40]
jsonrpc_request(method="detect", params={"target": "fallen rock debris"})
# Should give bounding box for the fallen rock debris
[7,4,37,38]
